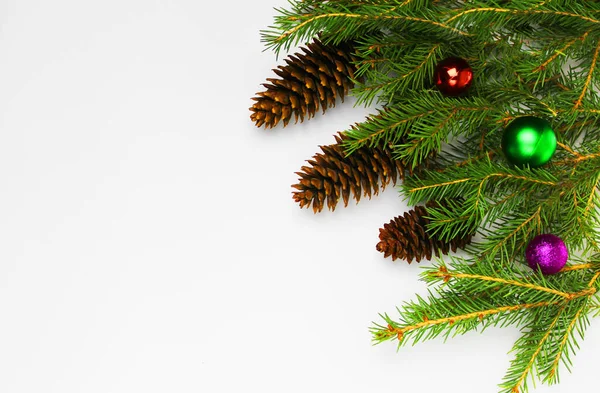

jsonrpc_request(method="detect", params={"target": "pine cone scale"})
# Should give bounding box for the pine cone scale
[250,38,358,129]
[292,126,421,213]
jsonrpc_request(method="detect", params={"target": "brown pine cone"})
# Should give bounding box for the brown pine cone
[292,132,406,213]
[376,200,473,263]
[250,38,357,129]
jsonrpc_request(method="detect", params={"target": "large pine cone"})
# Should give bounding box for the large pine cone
[292,132,405,213]
[250,38,357,129]
[376,200,473,263]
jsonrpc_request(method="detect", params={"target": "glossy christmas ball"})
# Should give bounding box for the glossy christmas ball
[434,57,473,96]
[525,234,568,275]
[502,116,556,167]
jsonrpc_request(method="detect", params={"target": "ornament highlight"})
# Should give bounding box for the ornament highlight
[434,57,473,96]
[525,234,568,275]
[501,116,557,167]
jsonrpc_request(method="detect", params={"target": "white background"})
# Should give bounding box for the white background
[0,1,597,392]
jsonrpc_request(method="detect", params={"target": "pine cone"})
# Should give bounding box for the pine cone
[376,200,473,263]
[292,132,406,213]
[250,38,357,129]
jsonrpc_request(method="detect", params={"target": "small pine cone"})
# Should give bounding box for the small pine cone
[376,200,473,263]
[250,38,357,129]
[292,132,405,213]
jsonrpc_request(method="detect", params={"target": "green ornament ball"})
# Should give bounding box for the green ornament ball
[501,116,557,167]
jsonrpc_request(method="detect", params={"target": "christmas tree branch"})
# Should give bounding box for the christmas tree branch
[429,265,593,300]
[354,40,443,106]
[343,95,502,165]
[373,256,599,391]
[396,106,494,168]
[574,39,600,109]
[479,206,543,262]
[406,164,557,206]
[424,259,598,301]
[344,108,435,152]
[403,136,600,259]
[376,301,552,344]
[264,6,470,54]
[257,2,600,391]
[560,263,594,272]
[502,306,567,393]
[503,271,600,392]
[531,32,589,74]
[445,6,600,26]
[545,305,586,383]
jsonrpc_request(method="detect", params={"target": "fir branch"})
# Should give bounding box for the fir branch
[423,258,596,303]
[500,306,567,393]
[258,2,600,392]
[405,139,600,260]
[395,104,495,169]
[373,257,600,392]
[353,39,443,106]
[543,305,587,384]
[532,33,588,74]
[428,265,591,301]
[374,301,552,345]
[574,39,600,109]
[343,94,501,164]
[445,5,600,29]
[404,159,558,206]
[341,105,436,154]
[263,3,470,55]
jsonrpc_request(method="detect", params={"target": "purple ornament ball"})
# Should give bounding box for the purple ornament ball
[525,234,568,275]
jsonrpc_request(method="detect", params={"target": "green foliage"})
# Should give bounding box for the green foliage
[260,1,600,392]
[372,257,599,393]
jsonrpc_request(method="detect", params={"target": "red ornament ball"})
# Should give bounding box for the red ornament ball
[434,57,473,96]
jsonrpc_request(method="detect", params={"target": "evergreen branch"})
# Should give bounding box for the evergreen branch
[374,263,598,348]
[588,271,600,287]
[398,106,494,168]
[408,177,472,193]
[400,44,440,79]
[378,301,552,343]
[545,306,585,383]
[503,307,566,393]
[541,272,598,383]
[532,32,589,73]
[342,105,442,155]
[583,173,600,217]
[554,148,600,166]
[574,39,600,109]
[260,2,600,392]
[351,111,435,147]
[273,11,470,44]
[560,263,594,273]
[482,206,542,261]
[423,257,599,303]
[430,265,594,300]
[446,7,600,25]
[434,151,496,173]
[408,173,556,198]
[408,142,600,260]
[354,42,443,105]
[556,141,580,157]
